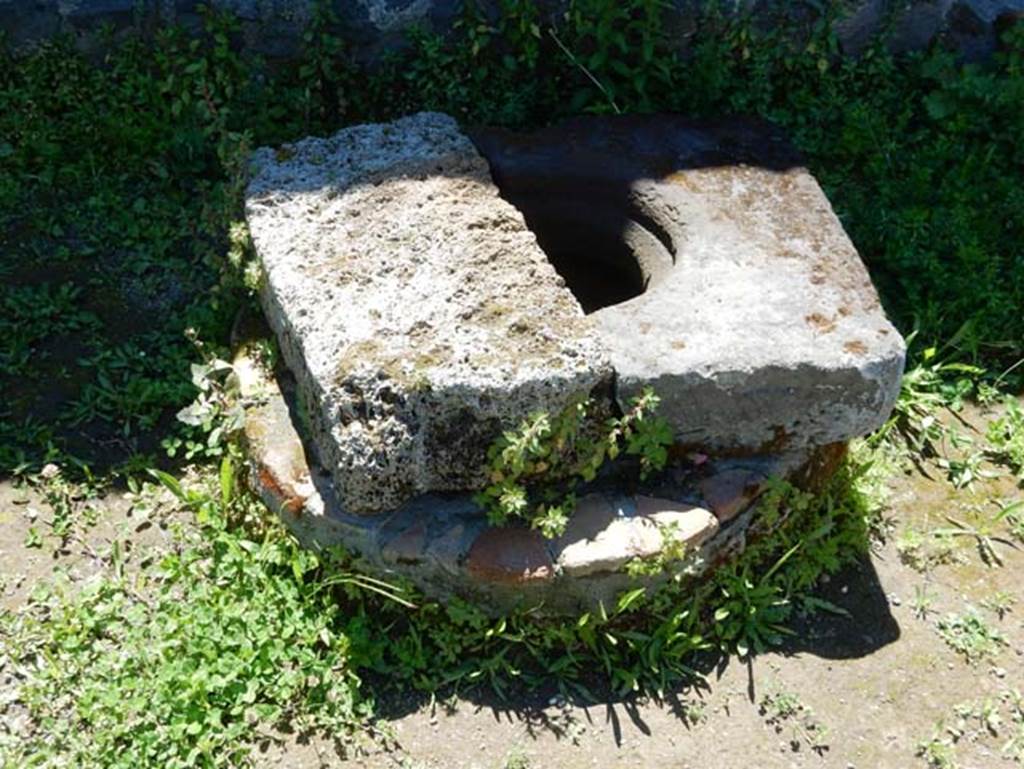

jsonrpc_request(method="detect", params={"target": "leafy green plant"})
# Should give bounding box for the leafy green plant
[28,462,101,550]
[296,0,349,133]
[981,591,1016,621]
[760,685,830,754]
[22,526,42,549]
[936,429,990,489]
[502,745,533,769]
[996,499,1024,542]
[935,609,1007,663]
[710,545,797,657]
[162,355,244,461]
[558,0,674,113]
[917,726,960,769]
[0,465,414,768]
[871,342,985,462]
[987,397,1024,482]
[896,526,963,571]
[624,519,690,577]
[1003,689,1024,763]
[476,388,672,537]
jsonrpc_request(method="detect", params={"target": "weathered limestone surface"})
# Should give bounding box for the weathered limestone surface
[245,112,611,514]
[473,116,907,455]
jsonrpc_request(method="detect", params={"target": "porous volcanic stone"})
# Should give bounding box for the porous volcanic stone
[473,116,906,455]
[246,112,612,514]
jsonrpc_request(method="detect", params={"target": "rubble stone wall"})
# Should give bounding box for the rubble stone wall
[3,1,1023,62]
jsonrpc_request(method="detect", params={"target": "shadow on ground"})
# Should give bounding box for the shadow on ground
[370,554,900,749]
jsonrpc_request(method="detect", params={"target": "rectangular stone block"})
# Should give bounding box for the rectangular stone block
[245,112,611,514]
[473,116,906,456]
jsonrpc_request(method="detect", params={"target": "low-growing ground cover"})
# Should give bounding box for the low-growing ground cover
[1,3,1023,767]
[1,406,1022,768]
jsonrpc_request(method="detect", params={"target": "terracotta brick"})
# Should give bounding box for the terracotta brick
[699,469,767,523]
[381,523,427,564]
[465,528,554,584]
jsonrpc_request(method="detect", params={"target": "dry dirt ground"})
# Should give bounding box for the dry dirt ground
[311,462,1024,769]
[2,410,1022,769]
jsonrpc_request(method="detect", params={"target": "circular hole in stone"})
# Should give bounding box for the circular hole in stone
[510,194,676,314]
[472,129,678,314]
[520,201,646,313]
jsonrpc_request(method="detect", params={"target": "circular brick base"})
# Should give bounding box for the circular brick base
[234,343,844,615]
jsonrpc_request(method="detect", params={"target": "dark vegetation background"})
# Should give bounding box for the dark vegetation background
[1,2,1021,476]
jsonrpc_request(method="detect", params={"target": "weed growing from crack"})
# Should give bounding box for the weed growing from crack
[476,388,672,538]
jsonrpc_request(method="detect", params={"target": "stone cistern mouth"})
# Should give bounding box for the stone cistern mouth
[470,129,678,315]
[504,194,666,314]
[244,112,906,615]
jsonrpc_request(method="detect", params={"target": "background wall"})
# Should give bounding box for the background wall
[2,1,1023,62]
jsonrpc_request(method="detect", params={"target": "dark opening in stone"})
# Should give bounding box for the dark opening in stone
[515,200,648,313]
[470,127,679,315]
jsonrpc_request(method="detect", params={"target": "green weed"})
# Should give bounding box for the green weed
[476,388,671,537]
[912,584,938,621]
[935,609,1007,663]
[918,690,1024,768]
[988,397,1024,482]
[759,685,830,754]
[997,499,1024,542]
[981,591,1017,621]
[502,745,533,769]
[932,514,1020,567]
[0,464,382,768]
[917,726,960,769]
[710,546,797,658]
[896,526,962,571]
